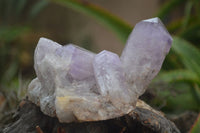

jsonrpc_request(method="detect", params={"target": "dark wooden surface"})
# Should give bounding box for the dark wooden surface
[1,99,180,133]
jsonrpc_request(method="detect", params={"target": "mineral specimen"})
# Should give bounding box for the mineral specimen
[27,17,172,123]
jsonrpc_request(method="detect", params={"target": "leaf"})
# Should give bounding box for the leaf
[5,0,15,18]
[181,1,193,30]
[149,82,200,112]
[2,61,19,84]
[193,84,200,106]
[165,90,200,112]
[190,114,200,133]
[172,37,200,77]
[166,18,182,33]
[29,0,49,19]
[157,0,187,20]
[0,26,29,43]
[0,0,5,19]
[155,70,200,84]
[15,0,27,16]
[180,23,200,44]
[53,0,132,43]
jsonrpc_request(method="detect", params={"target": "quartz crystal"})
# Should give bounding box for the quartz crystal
[27,17,172,123]
[93,50,136,112]
[121,17,172,96]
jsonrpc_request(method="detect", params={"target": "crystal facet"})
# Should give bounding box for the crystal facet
[93,50,136,112]
[27,17,172,123]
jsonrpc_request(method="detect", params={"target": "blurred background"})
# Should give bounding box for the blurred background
[0,0,200,132]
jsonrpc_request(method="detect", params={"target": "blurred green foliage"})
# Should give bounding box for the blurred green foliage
[0,0,48,110]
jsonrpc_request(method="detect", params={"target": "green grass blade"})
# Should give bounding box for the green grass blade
[52,0,132,43]
[157,0,187,20]
[149,82,200,112]
[15,0,27,16]
[163,89,200,112]
[180,23,200,44]
[2,61,18,83]
[190,114,200,133]
[172,37,200,77]
[29,0,48,19]
[0,26,29,43]
[155,70,200,83]
[193,84,200,105]
[181,1,193,30]
[166,18,182,33]
[4,0,14,21]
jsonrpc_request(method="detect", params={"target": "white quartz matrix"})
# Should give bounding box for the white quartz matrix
[27,17,172,123]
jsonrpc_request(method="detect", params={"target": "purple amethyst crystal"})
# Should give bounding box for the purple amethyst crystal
[121,17,172,96]
[27,17,172,123]
[68,45,95,80]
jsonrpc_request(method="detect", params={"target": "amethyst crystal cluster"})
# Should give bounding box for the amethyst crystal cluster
[27,17,172,123]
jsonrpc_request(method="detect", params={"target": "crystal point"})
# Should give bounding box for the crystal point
[142,17,160,23]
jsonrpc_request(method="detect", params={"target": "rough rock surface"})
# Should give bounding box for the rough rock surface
[27,17,172,123]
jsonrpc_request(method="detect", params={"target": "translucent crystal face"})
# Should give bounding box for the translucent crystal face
[68,45,95,80]
[93,50,136,112]
[27,17,172,123]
